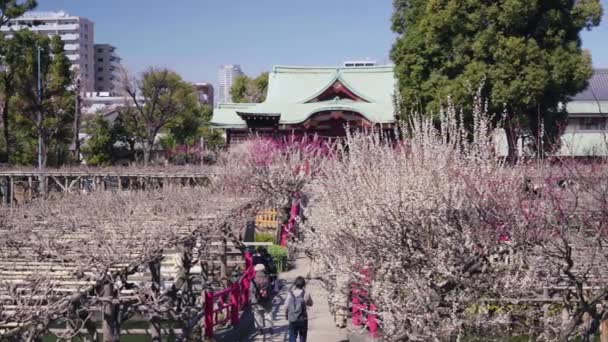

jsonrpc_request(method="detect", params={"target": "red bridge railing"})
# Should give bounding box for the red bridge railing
[203,252,254,338]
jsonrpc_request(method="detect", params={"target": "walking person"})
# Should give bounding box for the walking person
[250,263,273,335]
[253,246,279,292]
[285,276,313,342]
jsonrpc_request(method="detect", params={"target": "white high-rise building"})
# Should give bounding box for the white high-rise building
[1,11,95,92]
[94,44,122,94]
[218,64,243,104]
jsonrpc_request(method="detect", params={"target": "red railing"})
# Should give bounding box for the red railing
[280,193,301,247]
[204,252,254,338]
[351,267,379,337]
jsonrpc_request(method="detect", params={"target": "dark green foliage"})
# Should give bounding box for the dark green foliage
[230,72,269,103]
[82,114,115,166]
[267,244,288,273]
[0,0,39,162]
[0,1,36,24]
[390,0,603,161]
[0,29,74,166]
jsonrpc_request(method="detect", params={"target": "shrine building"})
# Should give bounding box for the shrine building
[211,65,397,145]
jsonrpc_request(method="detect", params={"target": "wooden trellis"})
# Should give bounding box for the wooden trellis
[0,170,214,206]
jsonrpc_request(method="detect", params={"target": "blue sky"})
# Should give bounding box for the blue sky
[38,0,608,87]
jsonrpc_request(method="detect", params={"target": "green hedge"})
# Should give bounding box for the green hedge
[255,232,276,244]
[268,244,288,272]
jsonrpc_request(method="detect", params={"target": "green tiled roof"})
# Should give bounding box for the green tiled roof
[212,65,396,127]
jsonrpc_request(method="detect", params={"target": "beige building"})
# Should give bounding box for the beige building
[1,11,95,92]
[94,44,122,94]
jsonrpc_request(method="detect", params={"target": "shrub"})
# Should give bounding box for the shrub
[255,232,276,244]
[268,244,288,272]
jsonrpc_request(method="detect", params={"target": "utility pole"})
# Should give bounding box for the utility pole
[73,78,81,163]
[37,45,43,170]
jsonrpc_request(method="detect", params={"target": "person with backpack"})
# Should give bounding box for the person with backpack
[250,263,273,334]
[285,276,313,342]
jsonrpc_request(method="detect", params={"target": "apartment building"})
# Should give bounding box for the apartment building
[94,44,122,94]
[1,11,95,92]
[218,64,243,103]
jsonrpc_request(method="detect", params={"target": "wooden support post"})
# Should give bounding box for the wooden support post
[65,176,69,194]
[220,238,228,279]
[38,174,47,198]
[118,176,122,191]
[28,176,32,202]
[542,288,550,326]
[79,309,99,342]
[175,242,196,338]
[102,282,119,342]
[9,176,14,207]
[149,257,162,342]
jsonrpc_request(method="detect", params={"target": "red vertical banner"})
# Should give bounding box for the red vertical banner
[368,303,379,337]
[204,291,214,338]
[230,284,240,326]
[280,193,301,247]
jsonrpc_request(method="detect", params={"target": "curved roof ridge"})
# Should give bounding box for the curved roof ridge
[299,73,372,104]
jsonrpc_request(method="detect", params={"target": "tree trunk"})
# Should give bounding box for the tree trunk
[1,99,10,162]
[149,258,162,342]
[600,318,608,342]
[102,282,119,342]
[143,140,152,166]
[559,311,584,342]
[38,127,48,168]
[505,114,519,165]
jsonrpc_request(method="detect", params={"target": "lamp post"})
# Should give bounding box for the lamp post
[74,78,81,163]
[37,45,42,170]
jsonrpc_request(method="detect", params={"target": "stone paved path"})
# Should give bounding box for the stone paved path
[245,255,349,342]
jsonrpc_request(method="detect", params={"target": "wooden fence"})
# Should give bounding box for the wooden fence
[255,208,278,229]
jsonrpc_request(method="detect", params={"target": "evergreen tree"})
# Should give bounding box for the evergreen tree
[12,32,74,167]
[0,0,38,162]
[121,67,199,165]
[82,114,115,166]
[230,72,269,103]
[390,0,603,163]
[0,0,36,26]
